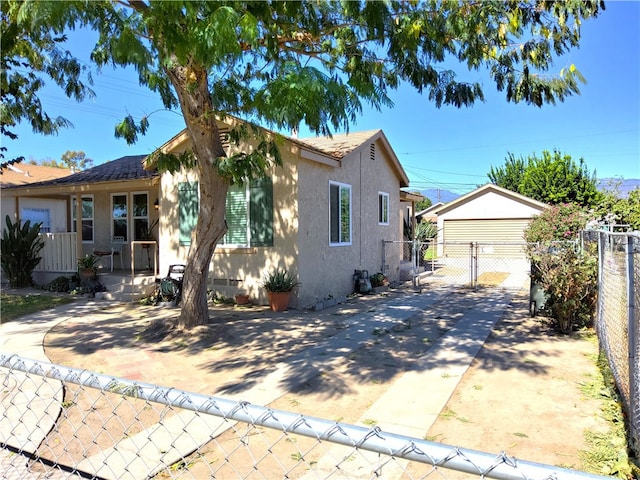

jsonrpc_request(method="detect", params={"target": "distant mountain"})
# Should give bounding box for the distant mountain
[417,178,640,205]
[420,188,461,204]
[598,178,640,197]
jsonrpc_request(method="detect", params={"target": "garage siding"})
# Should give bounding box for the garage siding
[443,219,530,258]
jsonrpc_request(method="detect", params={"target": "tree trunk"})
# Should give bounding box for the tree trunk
[166,62,228,329]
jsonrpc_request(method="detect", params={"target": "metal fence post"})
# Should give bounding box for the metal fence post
[412,238,417,288]
[469,242,478,289]
[626,235,639,452]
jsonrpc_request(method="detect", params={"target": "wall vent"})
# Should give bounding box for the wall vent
[219,127,231,150]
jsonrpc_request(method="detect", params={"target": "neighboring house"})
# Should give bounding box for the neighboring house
[2,119,417,308]
[416,202,444,224]
[1,163,74,232]
[157,118,412,308]
[434,183,548,258]
[1,155,159,277]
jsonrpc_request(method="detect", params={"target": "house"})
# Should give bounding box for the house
[2,119,416,307]
[156,118,412,308]
[1,163,74,230]
[433,183,548,258]
[1,155,160,279]
[416,202,444,224]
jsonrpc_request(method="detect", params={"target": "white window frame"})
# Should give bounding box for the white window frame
[132,191,149,241]
[378,191,389,225]
[111,192,129,240]
[329,181,352,246]
[71,195,94,244]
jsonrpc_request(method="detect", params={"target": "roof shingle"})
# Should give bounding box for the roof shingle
[295,130,381,159]
[2,155,153,189]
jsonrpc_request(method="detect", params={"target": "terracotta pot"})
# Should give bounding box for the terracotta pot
[235,294,250,305]
[79,269,97,286]
[267,291,291,312]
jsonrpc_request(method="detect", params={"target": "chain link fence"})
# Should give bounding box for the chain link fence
[384,232,639,457]
[1,355,610,480]
[384,240,530,289]
[585,230,640,454]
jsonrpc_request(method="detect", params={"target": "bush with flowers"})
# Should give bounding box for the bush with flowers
[524,203,597,333]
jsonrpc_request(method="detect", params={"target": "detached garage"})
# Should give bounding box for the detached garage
[435,184,548,259]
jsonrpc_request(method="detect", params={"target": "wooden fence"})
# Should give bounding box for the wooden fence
[35,232,77,273]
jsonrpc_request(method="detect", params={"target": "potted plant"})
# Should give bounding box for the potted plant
[77,254,99,285]
[234,293,251,305]
[261,268,300,312]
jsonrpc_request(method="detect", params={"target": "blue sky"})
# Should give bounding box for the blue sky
[7,1,639,196]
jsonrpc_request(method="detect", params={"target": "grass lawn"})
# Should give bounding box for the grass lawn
[1,293,75,323]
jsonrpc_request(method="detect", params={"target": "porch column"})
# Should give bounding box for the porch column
[75,193,83,262]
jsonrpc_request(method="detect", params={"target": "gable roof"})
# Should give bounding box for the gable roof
[157,120,410,188]
[1,155,153,191]
[296,130,381,159]
[435,183,549,215]
[416,202,445,218]
[297,129,410,187]
[1,163,73,187]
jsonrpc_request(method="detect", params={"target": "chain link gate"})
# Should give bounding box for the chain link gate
[383,240,530,289]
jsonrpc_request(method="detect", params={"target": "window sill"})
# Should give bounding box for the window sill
[214,246,257,254]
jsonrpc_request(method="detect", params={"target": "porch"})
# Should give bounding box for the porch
[33,232,158,302]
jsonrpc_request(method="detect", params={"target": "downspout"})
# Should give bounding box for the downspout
[359,150,363,266]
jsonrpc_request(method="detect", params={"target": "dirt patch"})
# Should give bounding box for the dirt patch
[38,286,607,478]
[477,271,510,286]
[416,293,605,477]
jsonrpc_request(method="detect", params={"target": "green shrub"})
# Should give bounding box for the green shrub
[415,220,437,242]
[524,203,589,244]
[370,272,387,288]
[530,243,597,333]
[1,215,45,288]
[44,276,71,293]
[525,204,597,333]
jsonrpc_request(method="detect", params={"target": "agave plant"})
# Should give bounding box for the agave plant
[1,215,45,288]
[260,268,300,293]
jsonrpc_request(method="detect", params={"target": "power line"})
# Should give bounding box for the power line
[396,128,639,156]
[404,164,487,178]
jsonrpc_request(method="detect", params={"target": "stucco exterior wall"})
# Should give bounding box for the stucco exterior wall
[157,130,406,309]
[1,196,16,227]
[0,197,67,233]
[158,152,301,307]
[296,138,403,307]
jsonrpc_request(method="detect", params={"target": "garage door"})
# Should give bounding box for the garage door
[442,219,530,258]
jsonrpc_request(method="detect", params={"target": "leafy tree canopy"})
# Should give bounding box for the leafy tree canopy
[60,150,93,170]
[488,150,602,207]
[415,196,433,212]
[487,153,526,193]
[594,185,640,231]
[4,0,605,327]
[31,150,93,170]
[0,2,94,170]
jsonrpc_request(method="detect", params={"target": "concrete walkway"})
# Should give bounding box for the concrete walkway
[1,272,528,479]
